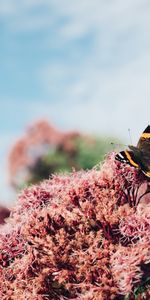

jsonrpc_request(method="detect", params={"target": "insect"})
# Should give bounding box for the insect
[115,125,150,178]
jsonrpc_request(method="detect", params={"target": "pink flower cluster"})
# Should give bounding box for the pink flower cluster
[0,152,150,299]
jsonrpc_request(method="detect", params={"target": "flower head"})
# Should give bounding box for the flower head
[0,153,150,299]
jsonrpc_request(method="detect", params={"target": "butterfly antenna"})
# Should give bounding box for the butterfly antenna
[110,142,128,148]
[128,128,132,144]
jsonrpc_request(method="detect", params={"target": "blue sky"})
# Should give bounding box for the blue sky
[0,0,150,204]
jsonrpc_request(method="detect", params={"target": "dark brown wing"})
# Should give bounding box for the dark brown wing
[137,125,150,152]
[140,151,150,172]
[128,145,150,171]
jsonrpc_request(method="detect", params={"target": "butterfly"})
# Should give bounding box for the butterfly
[115,125,150,178]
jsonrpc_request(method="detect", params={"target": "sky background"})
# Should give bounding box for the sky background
[0,0,150,205]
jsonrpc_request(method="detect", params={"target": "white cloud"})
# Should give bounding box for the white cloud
[38,50,150,143]
[1,0,149,37]
[0,2,16,15]
[53,0,149,39]
[1,0,150,141]
[38,0,150,143]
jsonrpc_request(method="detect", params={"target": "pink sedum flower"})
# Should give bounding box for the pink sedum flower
[0,153,150,299]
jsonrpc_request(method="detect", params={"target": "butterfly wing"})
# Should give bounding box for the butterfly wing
[115,126,150,178]
[115,150,139,168]
[142,170,150,178]
[115,150,150,177]
[137,125,150,151]
[136,125,150,173]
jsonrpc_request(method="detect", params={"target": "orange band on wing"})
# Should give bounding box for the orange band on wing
[142,170,150,178]
[125,151,139,168]
[141,133,150,138]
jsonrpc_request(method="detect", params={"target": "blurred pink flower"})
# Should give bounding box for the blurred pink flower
[8,120,80,187]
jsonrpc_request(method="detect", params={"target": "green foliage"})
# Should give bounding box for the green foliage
[134,279,150,299]
[125,276,150,300]
[75,136,115,169]
[27,135,118,184]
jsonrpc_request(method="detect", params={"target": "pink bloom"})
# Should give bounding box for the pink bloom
[0,152,149,299]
